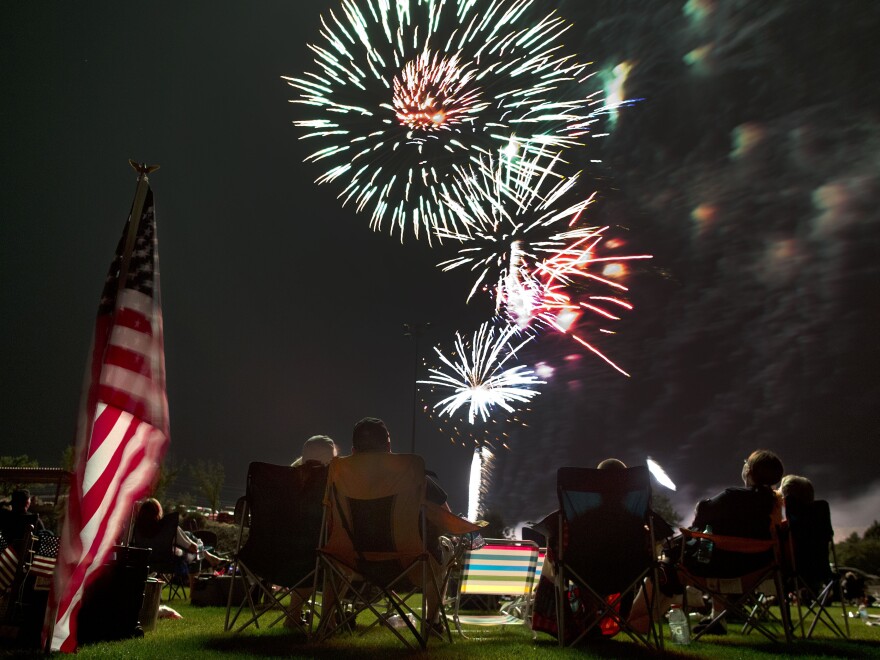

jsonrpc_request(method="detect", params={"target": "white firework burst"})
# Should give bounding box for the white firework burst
[419,321,543,424]
[284,0,619,243]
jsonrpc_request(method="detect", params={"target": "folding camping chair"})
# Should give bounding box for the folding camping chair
[555,466,663,648]
[131,510,188,601]
[500,546,546,628]
[785,500,849,639]
[315,453,448,650]
[678,526,793,643]
[225,461,327,635]
[450,539,538,637]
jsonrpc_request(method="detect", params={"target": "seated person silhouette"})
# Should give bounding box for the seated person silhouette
[321,417,451,630]
[132,498,223,585]
[531,458,657,642]
[628,449,784,634]
[284,434,338,628]
[0,489,45,541]
[291,434,337,467]
[686,449,784,577]
[779,474,813,519]
[780,474,835,599]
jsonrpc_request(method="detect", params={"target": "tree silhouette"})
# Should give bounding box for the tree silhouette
[191,460,225,514]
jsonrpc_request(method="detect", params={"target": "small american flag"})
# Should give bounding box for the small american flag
[0,545,18,591]
[32,534,60,580]
[45,172,171,652]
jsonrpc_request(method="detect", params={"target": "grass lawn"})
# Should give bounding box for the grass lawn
[5,597,879,659]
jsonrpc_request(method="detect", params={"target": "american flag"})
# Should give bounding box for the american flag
[32,534,61,581]
[0,544,18,592]
[44,172,170,652]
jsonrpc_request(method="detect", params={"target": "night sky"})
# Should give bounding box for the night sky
[2,1,878,536]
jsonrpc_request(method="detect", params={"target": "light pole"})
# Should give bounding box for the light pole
[403,322,430,454]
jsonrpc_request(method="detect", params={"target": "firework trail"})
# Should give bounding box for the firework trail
[284,0,620,243]
[647,457,677,491]
[467,445,494,522]
[418,321,543,425]
[437,152,652,375]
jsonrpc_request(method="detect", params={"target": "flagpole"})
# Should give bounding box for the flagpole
[119,161,159,549]
[118,161,159,295]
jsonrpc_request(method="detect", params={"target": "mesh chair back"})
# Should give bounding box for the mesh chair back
[323,453,426,566]
[237,461,327,587]
[192,529,218,549]
[557,466,653,595]
[787,500,834,589]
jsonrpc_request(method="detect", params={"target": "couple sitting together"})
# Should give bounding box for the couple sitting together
[627,448,788,635]
[531,449,788,642]
[287,417,472,633]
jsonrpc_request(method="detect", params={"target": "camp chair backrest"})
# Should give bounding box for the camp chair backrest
[238,461,328,587]
[459,541,539,596]
[787,499,834,586]
[132,511,180,568]
[323,453,426,563]
[557,466,652,595]
[192,529,218,549]
[533,548,546,586]
[233,495,248,527]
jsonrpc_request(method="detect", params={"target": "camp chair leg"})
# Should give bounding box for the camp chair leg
[316,554,450,650]
[801,582,848,639]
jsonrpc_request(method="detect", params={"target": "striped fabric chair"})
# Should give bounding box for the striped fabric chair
[451,539,539,636]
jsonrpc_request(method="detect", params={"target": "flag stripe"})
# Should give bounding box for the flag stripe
[98,365,156,408]
[116,288,154,318]
[112,306,154,336]
[109,324,154,359]
[104,344,147,375]
[94,386,150,422]
[32,556,57,578]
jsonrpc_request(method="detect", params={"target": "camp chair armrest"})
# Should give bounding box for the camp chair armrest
[679,527,774,553]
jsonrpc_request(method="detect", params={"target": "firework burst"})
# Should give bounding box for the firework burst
[436,152,652,375]
[284,0,619,243]
[419,321,543,425]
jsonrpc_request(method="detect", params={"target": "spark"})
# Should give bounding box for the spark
[284,0,621,243]
[419,321,543,425]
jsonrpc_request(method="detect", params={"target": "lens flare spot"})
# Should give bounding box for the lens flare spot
[602,262,626,278]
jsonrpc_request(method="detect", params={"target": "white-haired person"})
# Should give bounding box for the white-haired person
[283,434,337,628]
[292,434,338,467]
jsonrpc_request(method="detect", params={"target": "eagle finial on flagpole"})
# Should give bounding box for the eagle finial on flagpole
[128,159,160,177]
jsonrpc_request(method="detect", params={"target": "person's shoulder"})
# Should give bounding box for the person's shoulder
[698,486,744,507]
